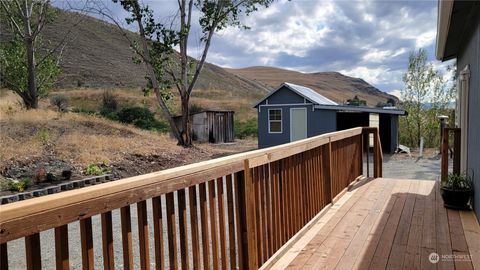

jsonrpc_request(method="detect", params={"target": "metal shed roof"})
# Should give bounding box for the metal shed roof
[254,82,338,107]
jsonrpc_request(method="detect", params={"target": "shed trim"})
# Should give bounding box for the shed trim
[314,104,406,115]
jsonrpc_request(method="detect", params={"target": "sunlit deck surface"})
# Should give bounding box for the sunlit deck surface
[269,178,480,270]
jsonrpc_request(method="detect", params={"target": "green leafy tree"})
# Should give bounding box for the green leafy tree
[346,95,367,106]
[399,49,455,148]
[104,0,273,146]
[0,0,62,109]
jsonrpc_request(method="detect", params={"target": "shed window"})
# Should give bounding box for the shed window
[269,109,282,133]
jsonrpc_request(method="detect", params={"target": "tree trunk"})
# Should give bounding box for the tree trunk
[24,37,38,109]
[181,96,192,147]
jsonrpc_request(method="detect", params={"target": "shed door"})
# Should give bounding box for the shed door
[215,113,225,143]
[290,108,307,142]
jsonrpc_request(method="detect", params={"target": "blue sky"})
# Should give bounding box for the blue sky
[59,0,453,97]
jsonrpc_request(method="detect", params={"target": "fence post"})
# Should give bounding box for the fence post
[441,128,449,182]
[237,160,258,270]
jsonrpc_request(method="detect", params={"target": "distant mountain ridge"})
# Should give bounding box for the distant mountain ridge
[3,10,397,108]
[226,66,398,106]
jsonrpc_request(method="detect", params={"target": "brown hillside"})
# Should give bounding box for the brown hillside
[39,11,269,97]
[226,66,398,106]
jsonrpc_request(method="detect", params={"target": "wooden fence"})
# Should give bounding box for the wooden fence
[0,127,382,270]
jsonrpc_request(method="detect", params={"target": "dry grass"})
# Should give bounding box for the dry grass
[0,90,257,179]
[0,91,178,170]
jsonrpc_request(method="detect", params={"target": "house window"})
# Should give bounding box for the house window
[269,109,282,133]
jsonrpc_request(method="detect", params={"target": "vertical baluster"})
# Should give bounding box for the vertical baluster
[120,206,134,270]
[25,233,41,270]
[165,193,178,270]
[199,183,210,269]
[152,197,165,270]
[137,201,150,270]
[233,171,245,270]
[178,190,189,270]
[259,166,267,262]
[101,211,114,270]
[0,243,8,270]
[265,165,273,258]
[216,177,227,270]
[188,186,201,270]
[225,175,237,269]
[270,162,278,252]
[80,218,94,270]
[238,161,258,270]
[254,167,263,265]
[208,180,220,270]
[55,225,70,270]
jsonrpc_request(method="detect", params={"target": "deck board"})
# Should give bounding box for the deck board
[269,178,479,270]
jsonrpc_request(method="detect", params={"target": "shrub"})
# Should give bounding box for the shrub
[85,161,111,176]
[235,118,257,139]
[115,106,169,132]
[102,90,118,113]
[8,178,32,192]
[190,103,206,114]
[50,95,69,112]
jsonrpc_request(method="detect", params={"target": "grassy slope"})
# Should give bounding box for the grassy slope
[227,66,398,106]
[0,91,256,181]
[39,11,267,121]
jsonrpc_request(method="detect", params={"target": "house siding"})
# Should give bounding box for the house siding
[256,86,337,148]
[457,7,480,221]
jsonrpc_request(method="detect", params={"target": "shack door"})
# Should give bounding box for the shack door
[290,108,307,142]
[215,113,225,143]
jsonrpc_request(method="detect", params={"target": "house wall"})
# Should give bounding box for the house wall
[457,7,480,221]
[256,86,336,148]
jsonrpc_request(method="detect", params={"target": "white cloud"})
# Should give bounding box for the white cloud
[389,89,403,100]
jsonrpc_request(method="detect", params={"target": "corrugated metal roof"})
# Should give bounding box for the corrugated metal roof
[253,82,338,107]
[284,82,338,105]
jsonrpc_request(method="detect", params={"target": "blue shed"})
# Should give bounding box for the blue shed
[254,82,406,153]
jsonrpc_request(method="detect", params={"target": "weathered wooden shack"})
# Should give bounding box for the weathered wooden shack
[174,111,235,143]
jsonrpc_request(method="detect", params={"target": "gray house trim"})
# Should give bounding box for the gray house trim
[258,103,314,112]
[314,104,406,115]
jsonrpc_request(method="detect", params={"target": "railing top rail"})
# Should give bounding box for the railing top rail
[0,127,367,243]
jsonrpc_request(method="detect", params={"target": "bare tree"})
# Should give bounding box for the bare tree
[107,0,273,146]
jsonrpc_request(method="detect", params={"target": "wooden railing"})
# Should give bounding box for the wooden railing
[0,127,382,270]
[441,127,461,181]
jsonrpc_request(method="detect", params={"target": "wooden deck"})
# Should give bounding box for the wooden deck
[268,178,480,270]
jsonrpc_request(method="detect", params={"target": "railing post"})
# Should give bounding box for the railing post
[372,128,383,178]
[323,140,333,203]
[441,128,449,182]
[237,160,258,270]
[453,129,461,175]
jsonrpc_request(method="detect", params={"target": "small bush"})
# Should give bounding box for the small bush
[102,90,118,113]
[50,95,69,112]
[85,161,111,176]
[190,103,206,114]
[72,107,97,115]
[35,129,50,146]
[114,106,169,132]
[235,118,258,139]
[8,178,32,192]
